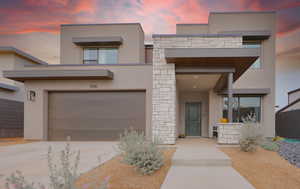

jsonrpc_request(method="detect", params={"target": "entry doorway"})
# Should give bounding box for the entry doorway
[185,102,201,136]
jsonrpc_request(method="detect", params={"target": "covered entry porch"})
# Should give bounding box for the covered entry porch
[167,48,260,139]
[176,68,233,138]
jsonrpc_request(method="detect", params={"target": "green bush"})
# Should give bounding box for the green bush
[240,137,260,152]
[260,139,279,152]
[5,144,108,189]
[118,129,164,175]
[239,113,262,152]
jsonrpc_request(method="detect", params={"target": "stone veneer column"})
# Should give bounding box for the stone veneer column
[152,38,177,144]
[152,36,243,144]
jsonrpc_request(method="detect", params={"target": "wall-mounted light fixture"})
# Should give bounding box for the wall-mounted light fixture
[27,90,36,101]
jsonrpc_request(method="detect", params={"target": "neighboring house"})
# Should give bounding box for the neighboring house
[0,47,47,137]
[4,11,276,144]
[276,49,300,110]
[276,88,300,139]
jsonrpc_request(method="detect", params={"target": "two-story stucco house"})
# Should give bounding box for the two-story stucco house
[0,47,47,137]
[4,11,276,144]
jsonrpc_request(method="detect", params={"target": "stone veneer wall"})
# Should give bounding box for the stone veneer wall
[217,123,243,144]
[152,36,242,144]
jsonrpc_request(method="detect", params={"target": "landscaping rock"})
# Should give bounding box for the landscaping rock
[277,141,300,168]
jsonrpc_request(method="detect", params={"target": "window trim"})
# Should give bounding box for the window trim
[223,96,262,123]
[83,47,118,65]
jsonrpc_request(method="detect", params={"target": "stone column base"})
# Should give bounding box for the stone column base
[217,123,243,144]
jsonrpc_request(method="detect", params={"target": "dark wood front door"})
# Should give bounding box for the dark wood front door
[185,102,201,136]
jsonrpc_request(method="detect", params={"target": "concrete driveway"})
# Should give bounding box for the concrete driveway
[0,141,118,186]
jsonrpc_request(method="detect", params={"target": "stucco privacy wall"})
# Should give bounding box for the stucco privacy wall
[152,36,242,144]
[22,65,152,140]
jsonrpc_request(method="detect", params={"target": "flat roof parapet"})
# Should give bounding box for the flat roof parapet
[152,33,242,38]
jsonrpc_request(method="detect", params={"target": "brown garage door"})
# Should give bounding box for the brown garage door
[48,91,146,141]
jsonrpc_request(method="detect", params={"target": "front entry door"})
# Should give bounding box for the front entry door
[185,102,201,136]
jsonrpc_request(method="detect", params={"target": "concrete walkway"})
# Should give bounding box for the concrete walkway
[0,141,118,187]
[161,138,255,189]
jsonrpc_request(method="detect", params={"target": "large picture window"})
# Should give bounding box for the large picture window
[83,48,118,64]
[243,41,261,69]
[223,96,261,122]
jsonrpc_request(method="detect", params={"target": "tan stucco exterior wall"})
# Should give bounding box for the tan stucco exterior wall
[22,65,153,140]
[0,53,15,87]
[209,12,276,137]
[208,90,223,137]
[0,52,40,102]
[60,24,145,65]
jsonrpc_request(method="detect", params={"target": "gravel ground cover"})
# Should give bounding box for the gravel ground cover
[220,147,300,189]
[76,148,176,189]
[277,141,300,168]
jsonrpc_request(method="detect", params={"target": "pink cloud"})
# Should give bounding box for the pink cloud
[25,0,69,6]
[172,0,208,23]
[0,0,96,34]
[71,0,96,14]
[0,0,299,37]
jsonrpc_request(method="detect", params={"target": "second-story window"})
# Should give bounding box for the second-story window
[83,48,118,64]
[243,41,261,69]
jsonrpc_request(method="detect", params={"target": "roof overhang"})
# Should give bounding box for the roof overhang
[219,30,271,41]
[0,83,19,91]
[175,66,235,74]
[72,36,123,46]
[3,70,113,82]
[0,46,48,65]
[242,31,271,40]
[165,48,259,81]
[218,88,271,96]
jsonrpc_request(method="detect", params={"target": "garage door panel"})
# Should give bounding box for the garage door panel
[48,91,145,141]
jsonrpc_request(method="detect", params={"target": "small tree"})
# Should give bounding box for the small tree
[239,113,262,152]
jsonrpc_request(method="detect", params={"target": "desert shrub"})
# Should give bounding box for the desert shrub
[5,171,43,189]
[260,139,279,151]
[239,113,262,152]
[118,129,164,175]
[5,144,108,189]
[47,143,80,189]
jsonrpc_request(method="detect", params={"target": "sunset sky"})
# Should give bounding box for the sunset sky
[0,0,299,64]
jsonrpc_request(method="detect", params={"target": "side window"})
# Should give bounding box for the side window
[223,96,261,122]
[243,41,261,69]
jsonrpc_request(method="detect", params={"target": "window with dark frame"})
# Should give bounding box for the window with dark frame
[223,96,261,122]
[83,48,118,64]
[243,40,261,69]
